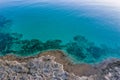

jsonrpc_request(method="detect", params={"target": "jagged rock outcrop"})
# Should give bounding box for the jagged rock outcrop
[0,55,82,80]
[0,52,120,80]
[97,59,120,80]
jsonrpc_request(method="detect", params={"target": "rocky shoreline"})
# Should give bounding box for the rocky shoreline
[0,50,120,80]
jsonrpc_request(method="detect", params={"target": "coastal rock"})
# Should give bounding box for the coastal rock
[97,59,120,80]
[0,50,120,80]
[0,55,81,80]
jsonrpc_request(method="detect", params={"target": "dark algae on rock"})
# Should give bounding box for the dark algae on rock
[66,35,108,63]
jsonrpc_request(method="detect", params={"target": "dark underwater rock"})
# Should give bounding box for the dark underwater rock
[0,32,23,55]
[44,39,63,50]
[66,35,110,63]
[0,15,12,33]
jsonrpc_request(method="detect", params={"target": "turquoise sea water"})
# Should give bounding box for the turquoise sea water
[0,0,120,63]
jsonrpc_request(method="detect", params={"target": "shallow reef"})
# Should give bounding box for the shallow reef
[0,16,64,56]
[1,15,120,64]
[66,35,109,63]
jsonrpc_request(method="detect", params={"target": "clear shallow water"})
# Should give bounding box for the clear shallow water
[0,0,120,63]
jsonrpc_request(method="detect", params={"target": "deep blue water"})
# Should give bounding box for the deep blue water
[0,0,120,63]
